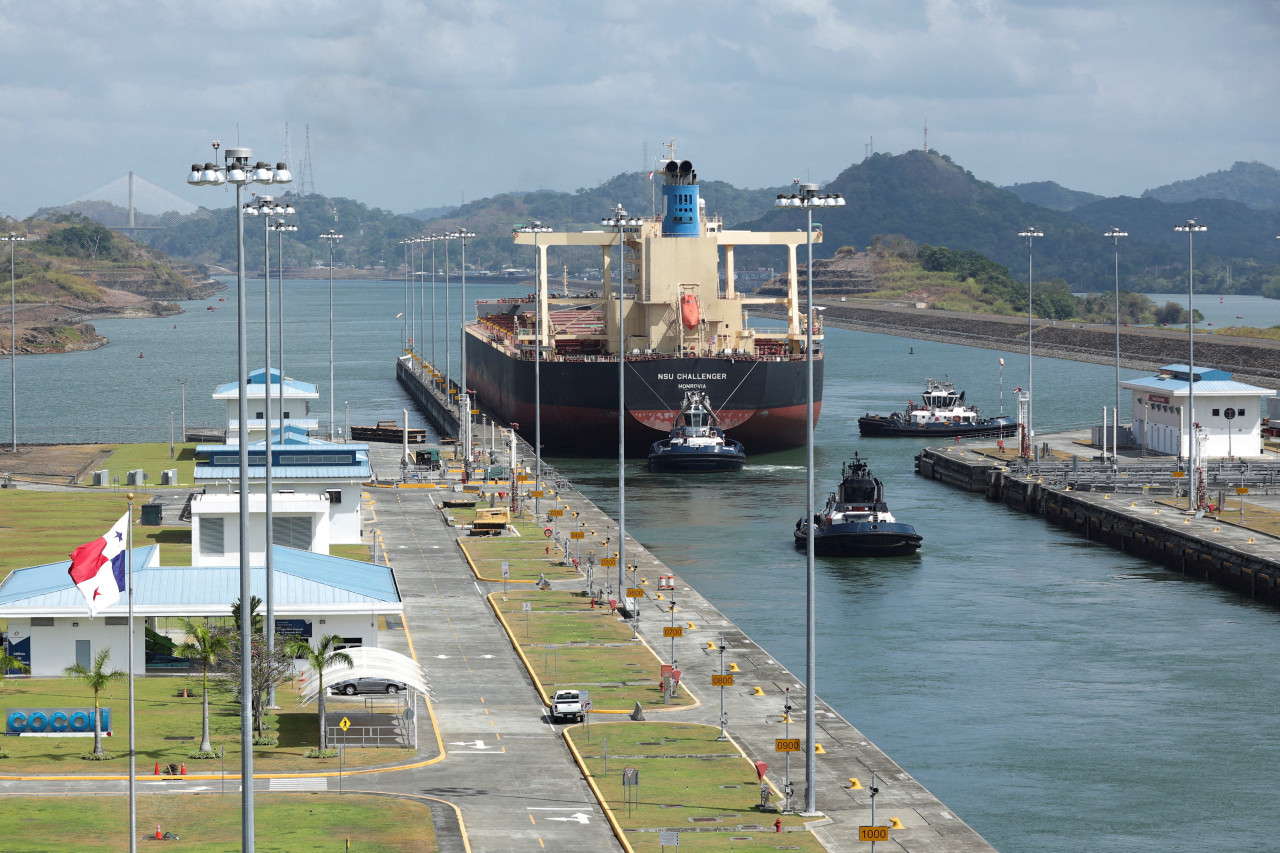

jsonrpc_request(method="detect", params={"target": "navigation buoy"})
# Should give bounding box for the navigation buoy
[139,352,144,358]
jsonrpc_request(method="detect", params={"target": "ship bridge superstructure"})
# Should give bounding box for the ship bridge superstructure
[496,159,822,364]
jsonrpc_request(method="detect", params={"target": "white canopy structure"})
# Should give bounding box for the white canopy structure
[295,646,430,705]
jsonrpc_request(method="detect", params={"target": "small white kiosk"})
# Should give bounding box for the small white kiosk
[1122,364,1275,459]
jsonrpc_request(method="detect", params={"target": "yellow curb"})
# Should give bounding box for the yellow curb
[485,591,699,713]
[456,539,536,584]
[561,725,637,853]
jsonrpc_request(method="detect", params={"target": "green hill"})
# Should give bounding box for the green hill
[1002,181,1103,211]
[1142,161,1280,210]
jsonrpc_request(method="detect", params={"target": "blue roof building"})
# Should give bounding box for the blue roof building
[0,546,403,676]
[214,367,320,443]
[1120,364,1275,458]
[190,430,374,565]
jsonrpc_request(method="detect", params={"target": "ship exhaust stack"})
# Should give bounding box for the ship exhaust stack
[661,159,700,237]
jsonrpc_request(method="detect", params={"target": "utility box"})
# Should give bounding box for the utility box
[472,506,510,535]
[140,502,163,526]
[126,469,145,486]
[92,470,108,486]
[161,469,177,486]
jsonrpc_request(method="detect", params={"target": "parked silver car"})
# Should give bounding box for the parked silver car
[329,676,407,695]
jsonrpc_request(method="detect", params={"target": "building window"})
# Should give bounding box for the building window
[1212,409,1220,416]
[326,489,342,505]
[256,411,264,419]
[201,518,225,557]
[273,516,313,550]
[1240,409,1246,417]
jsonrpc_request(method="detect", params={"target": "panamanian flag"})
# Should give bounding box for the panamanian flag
[67,513,129,616]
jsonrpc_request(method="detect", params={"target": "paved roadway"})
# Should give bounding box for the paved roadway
[2,441,998,852]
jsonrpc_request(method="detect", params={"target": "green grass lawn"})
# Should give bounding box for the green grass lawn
[492,590,692,711]
[0,676,412,774]
[0,792,438,852]
[92,442,199,488]
[459,518,580,582]
[568,721,826,852]
[0,491,196,579]
[330,544,372,563]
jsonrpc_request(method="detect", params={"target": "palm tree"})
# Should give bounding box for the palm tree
[175,619,230,753]
[63,648,125,756]
[0,649,30,694]
[286,634,353,751]
[231,595,264,635]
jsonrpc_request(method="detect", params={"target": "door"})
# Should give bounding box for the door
[75,639,91,670]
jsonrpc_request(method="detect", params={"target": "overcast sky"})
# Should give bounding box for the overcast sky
[3,0,1278,218]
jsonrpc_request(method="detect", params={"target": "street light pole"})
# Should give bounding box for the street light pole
[1104,227,1128,459]
[601,205,642,603]
[775,181,844,816]
[1018,227,1044,458]
[515,222,552,518]
[443,233,454,393]
[1175,219,1207,508]
[430,234,439,375]
[270,218,297,456]
[400,238,411,352]
[320,229,343,441]
[179,378,186,443]
[245,196,295,711]
[4,231,26,453]
[187,142,291,853]
[453,229,477,475]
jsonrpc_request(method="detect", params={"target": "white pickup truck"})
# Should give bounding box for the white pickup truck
[551,689,586,723]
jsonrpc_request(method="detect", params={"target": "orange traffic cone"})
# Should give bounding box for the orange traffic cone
[180,762,186,775]
[155,825,162,839]
[153,761,160,775]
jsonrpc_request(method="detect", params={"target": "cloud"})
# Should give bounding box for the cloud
[0,0,1277,217]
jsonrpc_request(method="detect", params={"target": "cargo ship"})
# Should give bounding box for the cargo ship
[465,154,825,456]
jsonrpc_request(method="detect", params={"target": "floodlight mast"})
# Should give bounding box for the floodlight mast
[187,141,291,853]
[773,180,844,816]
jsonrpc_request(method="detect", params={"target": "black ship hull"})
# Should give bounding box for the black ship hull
[794,521,923,557]
[857,415,1017,439]
[466,333,823,456]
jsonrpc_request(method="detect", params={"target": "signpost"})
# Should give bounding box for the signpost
[622,767,639,817]
[523,600,531,636]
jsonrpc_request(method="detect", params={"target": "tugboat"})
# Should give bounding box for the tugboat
[794,454,922,557]
[647,391,746,472]
[858,377,1016,439]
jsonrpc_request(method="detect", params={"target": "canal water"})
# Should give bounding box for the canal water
[8,279,1280,852]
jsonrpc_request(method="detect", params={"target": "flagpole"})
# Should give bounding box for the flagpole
[126,493,137,853]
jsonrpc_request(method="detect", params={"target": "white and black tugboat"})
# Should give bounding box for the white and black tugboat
[647,391,746,473]
[794,454,922,557]
[858,377,1017,439]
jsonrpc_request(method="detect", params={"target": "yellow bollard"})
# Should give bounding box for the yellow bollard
[655,592,664,600]
[729,663,740,672]
[889,817,904,829]
[706,642,716,649]
[814,743,826,754]
[848,777,863,789]
[686,622,696,630]
[752,686,764,696]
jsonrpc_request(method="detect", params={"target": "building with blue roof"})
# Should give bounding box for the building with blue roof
[214,367,319,443]
[189,428,372,566]
[1120,364,1276,458]
[0,546,403,676]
